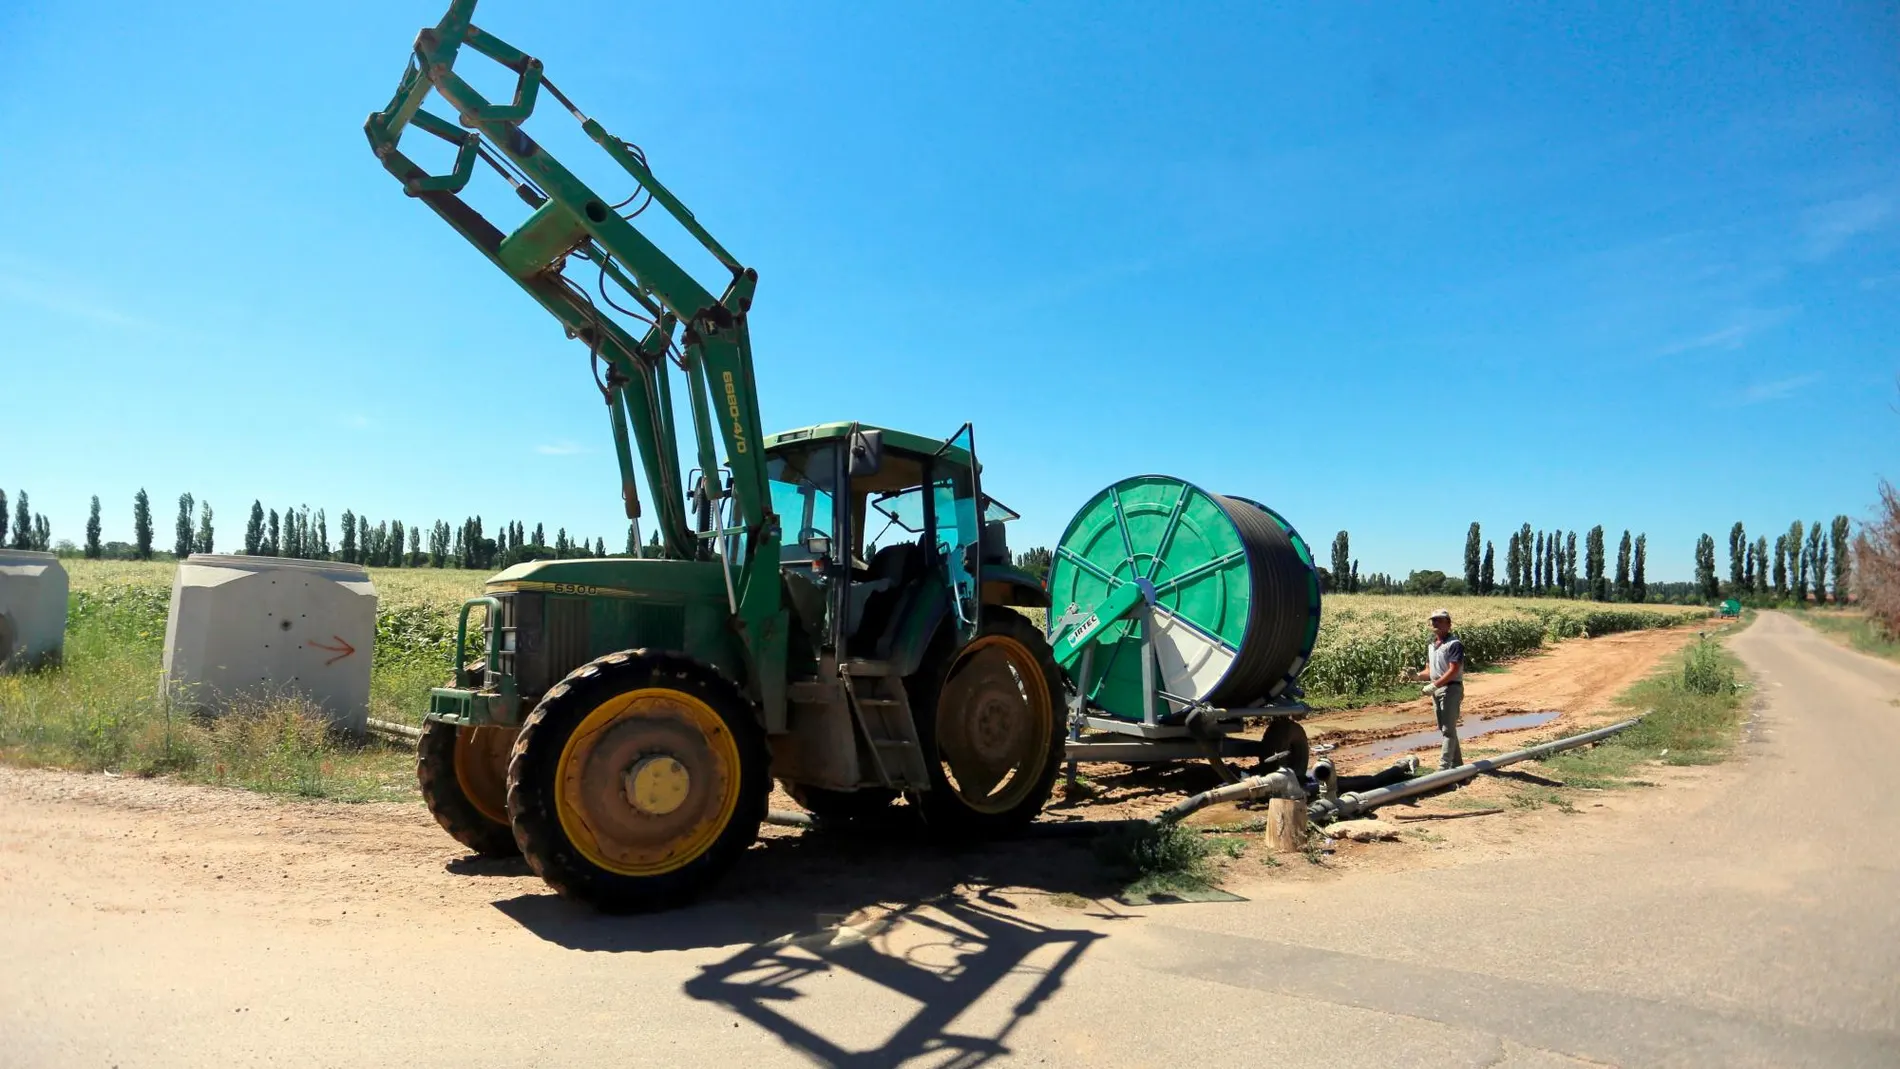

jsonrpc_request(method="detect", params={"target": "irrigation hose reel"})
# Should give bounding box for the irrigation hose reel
[1046,476,1323,762]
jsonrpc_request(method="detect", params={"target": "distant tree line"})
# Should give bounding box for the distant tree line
[1013,546,1052,580]
[1262,522,1675,602]
[39,489,620,569]
[1698,517,1854,605]
[1458,522,1650,601]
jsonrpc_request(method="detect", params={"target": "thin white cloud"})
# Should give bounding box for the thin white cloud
[1655,306,1797,356]
[1657,323,1752,355]
[1734,373,1822,406]
[1801,193,1893,260]
[0,270,156,331]
[535,442,588,456]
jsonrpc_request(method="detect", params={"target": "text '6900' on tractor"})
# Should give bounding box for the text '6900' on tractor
[368,1,1063,911]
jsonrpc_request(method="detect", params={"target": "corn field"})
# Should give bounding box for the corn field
[1303,594,1711,698]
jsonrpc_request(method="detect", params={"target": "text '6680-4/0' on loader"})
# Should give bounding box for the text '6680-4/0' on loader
[366,1,1064,912]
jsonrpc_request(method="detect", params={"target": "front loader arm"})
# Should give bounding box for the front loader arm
[365,0,786,720]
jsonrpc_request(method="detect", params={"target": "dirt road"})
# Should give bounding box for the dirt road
[3,612,1896,1067]
[1309,623,1706,768]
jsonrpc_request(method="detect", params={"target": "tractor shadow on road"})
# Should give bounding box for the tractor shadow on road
[682,895,1100,1069]
[490,829,1121,1068]
[488,821,1128,955]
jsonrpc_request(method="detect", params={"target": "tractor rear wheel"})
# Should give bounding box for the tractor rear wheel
[506,650,768,913]
[417,720,520,858]
[906,609,1064,838]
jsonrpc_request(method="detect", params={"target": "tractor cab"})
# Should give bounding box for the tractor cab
[763,422,1040,675]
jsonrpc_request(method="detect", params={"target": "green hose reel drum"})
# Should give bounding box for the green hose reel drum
[1048,476,1322,722]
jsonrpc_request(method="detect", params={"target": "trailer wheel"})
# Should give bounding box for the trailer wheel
[1259,716,1309,778]
[417,720,520,858]
[907,609,1064,838]
[507,650,767,913]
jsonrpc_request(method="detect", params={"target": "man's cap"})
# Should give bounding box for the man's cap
[1429,608,1451,621]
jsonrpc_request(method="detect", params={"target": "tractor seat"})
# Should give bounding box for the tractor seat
[844,579,890,637]
[849,542,924,650]
[980,519,1010,565]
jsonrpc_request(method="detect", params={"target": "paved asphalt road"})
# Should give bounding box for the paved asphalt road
[3,611,1896,1067]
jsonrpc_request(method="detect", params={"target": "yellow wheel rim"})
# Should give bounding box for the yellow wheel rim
[553,687,741,877]
[935,634,1054,814]
[453,725,516,827]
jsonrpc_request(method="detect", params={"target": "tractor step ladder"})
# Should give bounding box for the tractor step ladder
[841,660,930,790]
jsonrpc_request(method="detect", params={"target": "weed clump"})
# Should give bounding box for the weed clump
[1095,821,1215,895]
[1680,637,1736,696]
[1539,636,1748,790]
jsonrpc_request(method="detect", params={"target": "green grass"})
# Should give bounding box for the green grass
[1207,835,1247,859]
[1802,610,1900,664]
[1533,635,1747,791]
[1443,792,1499,810]
[1507,785,1576,813]
[1,570,424,801]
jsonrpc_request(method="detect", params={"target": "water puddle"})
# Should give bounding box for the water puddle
[1360,710,1560,760]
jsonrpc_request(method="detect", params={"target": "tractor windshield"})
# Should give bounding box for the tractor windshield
[767,446,838,566]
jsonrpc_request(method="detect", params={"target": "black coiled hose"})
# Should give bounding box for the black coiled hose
[1204,495,1318,706]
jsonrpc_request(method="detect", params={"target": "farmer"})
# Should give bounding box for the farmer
[1415,608,1465,769]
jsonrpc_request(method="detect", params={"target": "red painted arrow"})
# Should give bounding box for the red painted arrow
[307,635,357,666]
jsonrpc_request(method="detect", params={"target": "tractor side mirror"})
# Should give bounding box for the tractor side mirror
[848,429,883,478]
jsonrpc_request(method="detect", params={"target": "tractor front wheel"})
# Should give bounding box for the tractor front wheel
[417,720,520,858]
[506,650,768,913]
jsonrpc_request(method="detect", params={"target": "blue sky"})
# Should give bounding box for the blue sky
[2,0,1895,580]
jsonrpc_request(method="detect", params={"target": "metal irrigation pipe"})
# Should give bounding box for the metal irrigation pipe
[1309,717,1643,825]
[366,717,423,744]
[1153,769,1307,825]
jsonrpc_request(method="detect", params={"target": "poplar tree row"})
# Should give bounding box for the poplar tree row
[1461,522,1646,602]
[31,489,616,569]
[1702,518,1853,603]
[2,489,53,552]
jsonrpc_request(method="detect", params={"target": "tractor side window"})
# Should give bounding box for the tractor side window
[767,446,837,568]
[935,469,980,628]
[867,487,928,555]
[935,424,982,639]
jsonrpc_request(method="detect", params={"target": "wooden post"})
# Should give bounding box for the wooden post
[1265,797,1308,853]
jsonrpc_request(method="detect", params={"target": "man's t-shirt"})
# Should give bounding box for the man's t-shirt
[1429,635,1464,683]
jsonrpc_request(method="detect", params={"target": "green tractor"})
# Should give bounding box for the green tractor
[367,2,1062,911]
